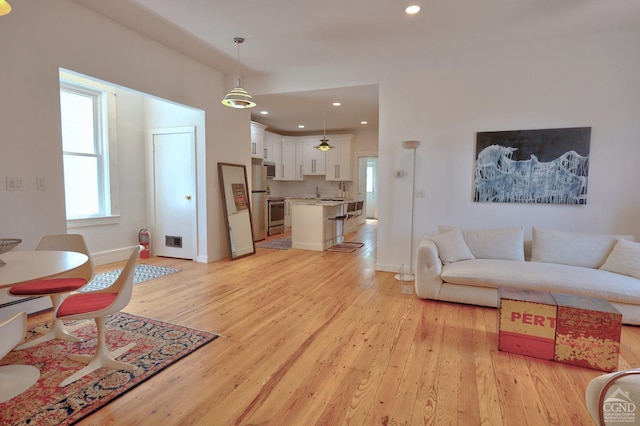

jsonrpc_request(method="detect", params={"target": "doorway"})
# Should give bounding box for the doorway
[150,126,197,259]
[358,156,378,220]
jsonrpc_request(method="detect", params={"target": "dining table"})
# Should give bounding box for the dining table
[0,249,89,403]
[0,250,89,288]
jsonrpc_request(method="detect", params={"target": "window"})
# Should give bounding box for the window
[59,71,118,224]
[366,165,374,193]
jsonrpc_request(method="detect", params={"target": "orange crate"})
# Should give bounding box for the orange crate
[552,293,622,372]
[498,287,558,360]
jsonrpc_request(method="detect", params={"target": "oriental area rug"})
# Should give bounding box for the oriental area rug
[0,312,219,426]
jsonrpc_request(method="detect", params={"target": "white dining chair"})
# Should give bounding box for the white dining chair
[585,368,640,425]
[9,234,94,350]
[55,245,142,387]
[0,312,40,403]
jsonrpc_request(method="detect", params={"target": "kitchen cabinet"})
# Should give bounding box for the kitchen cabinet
[284,199,293,228]
[264,131,278,163]
[325,135,353,181]
[291,202,344,251]
[280,138,303,181]
[302,138,326,175]
[250,121,267,159]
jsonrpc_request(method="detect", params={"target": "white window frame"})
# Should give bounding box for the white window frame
[60,70,120,227]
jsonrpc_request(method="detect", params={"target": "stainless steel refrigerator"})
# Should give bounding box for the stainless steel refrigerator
[251,163,267,241]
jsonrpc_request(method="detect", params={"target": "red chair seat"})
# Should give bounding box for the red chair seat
[57,293,117,318]
[9,278,87,296]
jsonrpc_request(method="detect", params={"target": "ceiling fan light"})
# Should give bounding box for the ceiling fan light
[221,87,256,108]
[0,0,12,16]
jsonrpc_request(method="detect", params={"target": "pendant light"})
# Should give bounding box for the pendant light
[0,0,12,16]
[315,113,334,152]
[221,37,256,109]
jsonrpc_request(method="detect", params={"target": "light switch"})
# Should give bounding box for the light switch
[36,176,46,190]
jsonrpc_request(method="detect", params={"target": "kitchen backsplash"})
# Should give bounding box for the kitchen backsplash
[268,175,353,199]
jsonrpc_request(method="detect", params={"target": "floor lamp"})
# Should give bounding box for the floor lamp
[395,140,421,281]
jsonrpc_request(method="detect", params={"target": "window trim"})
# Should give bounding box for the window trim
[59,70,119,225]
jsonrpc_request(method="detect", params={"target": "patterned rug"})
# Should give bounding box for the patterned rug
[0,312,219,425]
[256,237,292,250]
[80,264,180,292]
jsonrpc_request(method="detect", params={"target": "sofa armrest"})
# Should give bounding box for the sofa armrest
[415,236,444,299]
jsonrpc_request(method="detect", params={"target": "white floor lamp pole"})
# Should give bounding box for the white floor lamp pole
[395,140,421,281]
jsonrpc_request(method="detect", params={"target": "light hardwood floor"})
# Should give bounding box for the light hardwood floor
[29,221,640,425]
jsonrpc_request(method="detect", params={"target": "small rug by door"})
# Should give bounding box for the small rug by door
[80,264,180,292]
[342,241,364,248]
[256,237,292,250]
[327,243,359,253]
[0,312,219,426]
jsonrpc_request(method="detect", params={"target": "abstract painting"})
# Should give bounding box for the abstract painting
[474,127,591,204]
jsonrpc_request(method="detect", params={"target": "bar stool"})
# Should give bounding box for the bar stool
[327,202,357,249]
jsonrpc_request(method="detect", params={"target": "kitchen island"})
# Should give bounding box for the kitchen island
[291,201,345,251]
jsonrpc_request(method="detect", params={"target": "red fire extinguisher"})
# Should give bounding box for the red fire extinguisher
[138,228,150,259]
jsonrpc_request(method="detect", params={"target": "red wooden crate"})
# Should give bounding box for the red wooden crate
[552,293,622,372]
[498,287,558,360]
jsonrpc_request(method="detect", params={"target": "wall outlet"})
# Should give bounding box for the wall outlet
[415,189,425,198]
[6,176,24,191]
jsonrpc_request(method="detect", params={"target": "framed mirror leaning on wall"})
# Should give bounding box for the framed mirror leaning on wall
[218,163,256,260]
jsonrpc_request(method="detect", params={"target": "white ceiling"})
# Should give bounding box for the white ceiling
[74,0,640,134]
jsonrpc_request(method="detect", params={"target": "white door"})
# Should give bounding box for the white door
[151,127,196,259]
[363,157,378,219]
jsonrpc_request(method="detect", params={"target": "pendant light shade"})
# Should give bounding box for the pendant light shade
[222,37,256,109]
[0,0,12,16]
[315,113,334,151]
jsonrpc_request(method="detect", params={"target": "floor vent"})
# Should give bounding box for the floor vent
[165,235,183,248]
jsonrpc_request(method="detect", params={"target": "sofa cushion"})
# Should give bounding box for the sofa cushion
[439,226,525,261]
[600,239,640,280]
[441,259,640,305]
[531,227,635,269]
[429,229,475,263]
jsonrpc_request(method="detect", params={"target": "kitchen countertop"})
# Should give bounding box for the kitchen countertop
[286,197,352,206]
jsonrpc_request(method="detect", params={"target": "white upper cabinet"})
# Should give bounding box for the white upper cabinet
[250,121,267,159]
[264,131,353,181]
[325,135,354,181]
[302,138,326,176]
[280,138,303,181]
[264,131,278,163]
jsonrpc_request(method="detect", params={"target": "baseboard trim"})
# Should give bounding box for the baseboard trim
[0,296,51,317]
[92,246,139,266]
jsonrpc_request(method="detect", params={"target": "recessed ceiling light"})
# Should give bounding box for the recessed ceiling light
[260,110,268,115]
[406,5,420,15]
[361,121,368,125]
[298,125,305,129]
[332,102,341,106]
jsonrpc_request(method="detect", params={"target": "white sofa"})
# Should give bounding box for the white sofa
[415,226,640,325]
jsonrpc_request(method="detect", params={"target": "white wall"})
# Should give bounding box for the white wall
[253,28,640,273]
[377,30,640,272]
[0,1,248,263]
[1,2,638,278]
